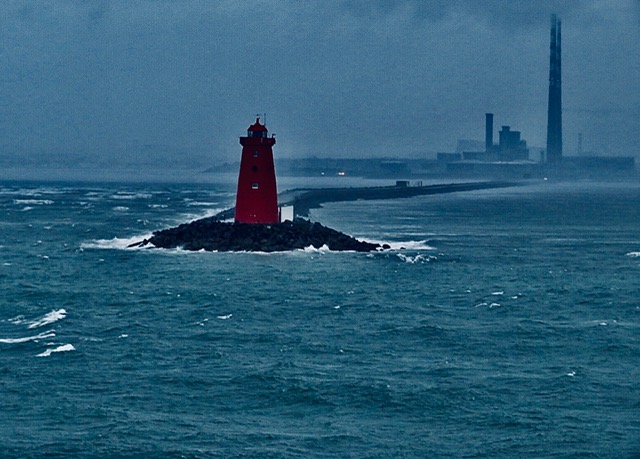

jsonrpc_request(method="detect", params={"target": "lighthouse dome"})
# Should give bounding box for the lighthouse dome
[247,118,268,139]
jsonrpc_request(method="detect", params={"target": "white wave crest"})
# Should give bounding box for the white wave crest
[186,201,220,207]
[0,331,56,344]
[396,253,437,264]
[81,233,154,250]
[111,192,152,200]
[112,206,129,212]
[13,199,54,205]
[36,344,75,357]
[8,315,26,324]
[301,244,332,253]
[626,252,640,257]
[28,309,66,329]
[370,240,435,251]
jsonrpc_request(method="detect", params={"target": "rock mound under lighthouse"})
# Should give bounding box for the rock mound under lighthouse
[129,218,384,252]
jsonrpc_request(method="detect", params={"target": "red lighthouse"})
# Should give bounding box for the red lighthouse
[234,118,279,224]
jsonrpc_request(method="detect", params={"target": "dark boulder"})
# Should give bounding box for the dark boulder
[128,218,381,252]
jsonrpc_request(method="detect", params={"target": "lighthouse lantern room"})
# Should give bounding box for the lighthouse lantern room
[234,118,279,224]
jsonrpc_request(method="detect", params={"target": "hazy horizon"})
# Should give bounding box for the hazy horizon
[2,1,639,175]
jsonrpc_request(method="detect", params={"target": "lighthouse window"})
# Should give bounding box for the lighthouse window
[253,150,259,157]
[252,165,258,172]
[251,182,259,189]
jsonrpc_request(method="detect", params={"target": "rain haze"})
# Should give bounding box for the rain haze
[3,3,640,458]
[1,0,639,179]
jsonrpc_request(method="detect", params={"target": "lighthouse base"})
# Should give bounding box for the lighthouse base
[129,218,384,252]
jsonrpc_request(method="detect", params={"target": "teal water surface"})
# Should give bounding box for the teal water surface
[1,180,639,458]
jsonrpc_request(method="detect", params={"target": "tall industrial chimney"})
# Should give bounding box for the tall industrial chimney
[546,14,563,163]
[485,113,494,152]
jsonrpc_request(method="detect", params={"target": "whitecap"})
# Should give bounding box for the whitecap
[492,291,504,296]
[489,303,501,308]
[186,201,219,207]
[396,253,437,264]
[111,192,152,200]
[13,199,54,205]
[21,207,34,212]
[0,331,56,344]
[301,244,332,253]
[626,252,640,257]
[81,233,154,250]
[370,240,435,251]
[8,315,26,324]
[217,314,232,320]
[112,206,129,212]
[28,309,66,329]
[36,344,75,357]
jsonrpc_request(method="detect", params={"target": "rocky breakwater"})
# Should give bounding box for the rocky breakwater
[129,217,385,252]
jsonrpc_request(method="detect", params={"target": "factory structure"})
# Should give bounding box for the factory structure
[432,13,635,179]
[229,14,634,182]
[445,113,531,163]
[546,14,563,164]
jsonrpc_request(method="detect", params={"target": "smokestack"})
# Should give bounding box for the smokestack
[485,113,494,152]
[546,14,563,163]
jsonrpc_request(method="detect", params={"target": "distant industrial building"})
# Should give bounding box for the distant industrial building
[433,112,536,178]
[446,113,532,164]
[542,14,635,176]
[433,14,635,179]
[546,14,563,164]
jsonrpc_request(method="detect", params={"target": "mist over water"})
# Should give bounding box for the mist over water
[1,179,639,457]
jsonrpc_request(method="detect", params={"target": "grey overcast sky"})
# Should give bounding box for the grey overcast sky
[1,0,639,169]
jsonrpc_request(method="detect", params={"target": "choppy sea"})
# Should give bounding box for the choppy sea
[1,178,639,458]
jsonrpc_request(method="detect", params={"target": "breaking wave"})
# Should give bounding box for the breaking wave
[81,234,154,250]
[13,199,54,205]
[0,331,56,344]
[27,309,67,329]
[110,192,153,200]
[36,344,75,357]
[370,240,435,251]
[396,253,437,264]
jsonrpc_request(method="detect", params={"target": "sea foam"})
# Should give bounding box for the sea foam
[370,240,435,251]
[396,253,437,264]
[36,344,75,357]
[28,309,66,329]
[13,199,54,205]
[0,331,56,344]
[82,234,154,250]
